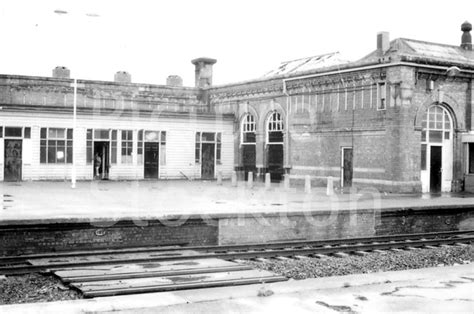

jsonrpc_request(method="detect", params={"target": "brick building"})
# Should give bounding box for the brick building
[1,22,473,193]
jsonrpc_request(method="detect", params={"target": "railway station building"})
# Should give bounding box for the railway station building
[1,22,473,193]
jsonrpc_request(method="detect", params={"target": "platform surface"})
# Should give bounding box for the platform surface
[1,264,473,313]
[0,180,473,224]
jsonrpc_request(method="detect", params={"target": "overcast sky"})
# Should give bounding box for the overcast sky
[0,0,472,86]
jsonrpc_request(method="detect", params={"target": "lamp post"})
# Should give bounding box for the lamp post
[71,78,77,188]
[54,9,99,188]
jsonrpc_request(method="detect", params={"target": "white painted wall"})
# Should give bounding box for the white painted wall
[0,111,234,181]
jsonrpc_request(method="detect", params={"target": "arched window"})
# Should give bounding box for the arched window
[241,114,256,144]
[421,105,452,144]
[267,112,284,143]
[420,105,452,171]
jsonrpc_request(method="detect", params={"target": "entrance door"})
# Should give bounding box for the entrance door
[430,146,442,193]
[144,142,159,179]
[4,139,22,181]
[201,143,215,179]
[342,147,353,188]
[242,145,256,180]
[267,144,284,182]
[93,142,109,180]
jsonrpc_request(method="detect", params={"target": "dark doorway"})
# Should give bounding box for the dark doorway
[267,144,284,182]
[201,143,215,179]
[4,139,22,181]
[430,146,442,193]
[144,142,159,179]
[342,147,353,188]
[93,142,109,180]
[242,145,256,180]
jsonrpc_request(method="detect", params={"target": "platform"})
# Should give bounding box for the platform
[0,180,473,255]
[0,180,473,223]
[1,264,472,313]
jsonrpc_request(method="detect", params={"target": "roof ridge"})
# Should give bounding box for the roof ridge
[398,38,462,50]
[279,51,340,64]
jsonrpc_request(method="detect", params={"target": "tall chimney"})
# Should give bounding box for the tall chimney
[461,21,472,51]
[52,66,70,79]
[114,71,132,83]
[191,57,217,88]
[377,32,390,54]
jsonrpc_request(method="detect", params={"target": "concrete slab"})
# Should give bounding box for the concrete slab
[73,269,283,293]
[1,265,472,313]
[54,258,240,278]
[0,180,473,224]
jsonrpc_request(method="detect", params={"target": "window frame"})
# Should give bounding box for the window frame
[121,130,133,164]
[40,127,73,164]
[376,82,387,111]
[241,114,256,145]
[468,143,474,174]
[266,111,284,144]
[195,131,222,164]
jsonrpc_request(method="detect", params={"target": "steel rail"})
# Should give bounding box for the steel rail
[0,235,472,275]
[1,229,472,264]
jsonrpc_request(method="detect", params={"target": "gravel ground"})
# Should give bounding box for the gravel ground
[0,273,81,305]
[0,245,472,305]
[247,245,473,280]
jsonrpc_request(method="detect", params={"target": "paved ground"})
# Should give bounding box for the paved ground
[1,264,472,313]
[0,180,473,223]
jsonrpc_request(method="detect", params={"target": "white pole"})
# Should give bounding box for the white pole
[71,78,77,188]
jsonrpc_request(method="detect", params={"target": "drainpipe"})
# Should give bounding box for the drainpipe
[283,85,290,175]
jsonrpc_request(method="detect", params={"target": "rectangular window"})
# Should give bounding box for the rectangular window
[24,127,31,139]
[86,129,93,164]
[5,127,22,137]
[216,132,222,163]
[429,130,443,143]
[377,82,386,110]
[145,131,160,141]
[195,131,221,164]
[243,133,256,143]
[40,127,73,164]
[94,129,109,140]
[137,130,143,164]
[121,130,133,163]
[111,130,117,164]
[160,131,166,166]
[195,132,201,163]
[469,143,474,174]
[421,144,427,171]
[202,132,215,142]
[0,127,3,138]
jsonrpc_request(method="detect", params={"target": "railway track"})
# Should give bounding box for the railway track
[1,230,472,275]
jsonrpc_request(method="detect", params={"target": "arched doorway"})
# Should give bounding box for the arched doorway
[420,104,454,193]
[241,113,257,180]
[266,111,284,182]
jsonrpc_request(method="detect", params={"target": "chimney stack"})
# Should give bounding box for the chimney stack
[114,71,132,83]
[166,75,183,87]
[52,66,70,79]
[461,21,472,51]
[377,32,390,54]
[191,57,217,88]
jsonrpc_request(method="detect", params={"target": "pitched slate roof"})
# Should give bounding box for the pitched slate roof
[359,38,474,68]
[263,52,350,77]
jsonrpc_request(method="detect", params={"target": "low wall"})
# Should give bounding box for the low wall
[0,219,218,256]
[0,205,472,256]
